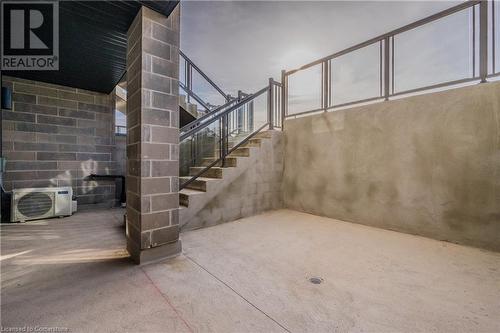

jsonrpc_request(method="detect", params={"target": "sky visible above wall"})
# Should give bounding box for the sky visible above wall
[180,1,500,112]
[180,1,456,92]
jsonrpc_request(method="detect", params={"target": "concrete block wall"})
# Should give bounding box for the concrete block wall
[283,81,500,252]
[125,5,181,263]
[1,76,117,207]
[114,135,127,176]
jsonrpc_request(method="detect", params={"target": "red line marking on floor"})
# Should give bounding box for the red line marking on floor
[141,267,195,333]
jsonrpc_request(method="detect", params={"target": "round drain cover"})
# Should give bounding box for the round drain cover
[309,277,323,284]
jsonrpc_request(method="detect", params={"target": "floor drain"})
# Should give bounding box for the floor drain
[309,277,323,284]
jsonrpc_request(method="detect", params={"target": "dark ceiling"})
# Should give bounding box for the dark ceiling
[3,1,179,93]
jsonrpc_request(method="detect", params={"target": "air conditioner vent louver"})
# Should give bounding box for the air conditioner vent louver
[17,192,54,217]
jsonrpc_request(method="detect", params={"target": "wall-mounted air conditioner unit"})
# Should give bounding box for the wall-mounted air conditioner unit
[11,187,73,222]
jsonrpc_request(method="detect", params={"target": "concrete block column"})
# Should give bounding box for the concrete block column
[126,5,180,264]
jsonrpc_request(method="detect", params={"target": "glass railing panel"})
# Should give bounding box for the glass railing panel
[179,57,186,87]
[180,99,239,135]
[179,53,227,115]
[393,6,474,93]
[192,69,227,109]
[272,84,282,128]
[331,42,382,106]
[179,84,210,114]
[179,118,222,185]
[287,63,322,115]
[226,91,268,151]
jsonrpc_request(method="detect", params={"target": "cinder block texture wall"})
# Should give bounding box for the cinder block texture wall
[283,81,500,252]
[114,135,127,176]
[1,76,117,207]
[125,5,181,263]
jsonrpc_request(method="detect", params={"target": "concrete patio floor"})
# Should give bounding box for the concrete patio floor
[1,208,499,332]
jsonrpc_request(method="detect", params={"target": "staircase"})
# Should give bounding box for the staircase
[179,130,283,230]
[176,51,283,230]
[180,131,271,204]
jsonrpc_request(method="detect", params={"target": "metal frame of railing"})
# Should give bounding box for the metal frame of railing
[180,98,239,135]
[179,0,499,190]
[280,0,499,121]
[180,50,231,110]
[268,78,283,129]
[115,125,126,136]
[180,79,282,189]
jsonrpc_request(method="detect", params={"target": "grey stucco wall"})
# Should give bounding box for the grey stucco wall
[283,81,500,252]
[1,76,117,207]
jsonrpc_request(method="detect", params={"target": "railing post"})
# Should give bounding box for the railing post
[186,62,192,103]
[384,37,390,100]
[281,70,286,130]
[479,0,488,83]
[220,113,228,167]
[268,78,274,130]
[322,60,329,111]
[237,90,246,131]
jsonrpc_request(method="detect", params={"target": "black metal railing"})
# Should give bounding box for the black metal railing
[281,0,499,120]
[179,1,499,189]
[115,125,126,136]
[180,50,231,113]
[179,79,281,189]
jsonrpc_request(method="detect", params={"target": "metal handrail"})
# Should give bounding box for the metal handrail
[179,50,247,132]
[180,1,496,190]
[281,0,494,119]
[180,96,239,134]
[284,0,482,76]
[181,86,268,141]
[180,123,268,190]
[179,82,212,111]
[179,80,281,190]
[180,50,229,102]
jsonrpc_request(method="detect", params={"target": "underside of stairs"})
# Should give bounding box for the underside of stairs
[179,94,205,127]
[179,130,283,231]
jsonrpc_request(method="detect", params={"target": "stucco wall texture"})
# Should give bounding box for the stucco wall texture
[283,81,500,252]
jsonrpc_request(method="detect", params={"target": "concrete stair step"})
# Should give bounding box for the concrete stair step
[229,147,250,157]
[179,188,205,207]
[201,157,238,167]
[211,138,261,153]
[240,138,262,148]
[179,176,218,192]
[180,130,278,226]
[189,166,224,179]
[254,131,273,139]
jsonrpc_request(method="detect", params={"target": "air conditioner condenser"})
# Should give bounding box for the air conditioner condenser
[11,187,73,222]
